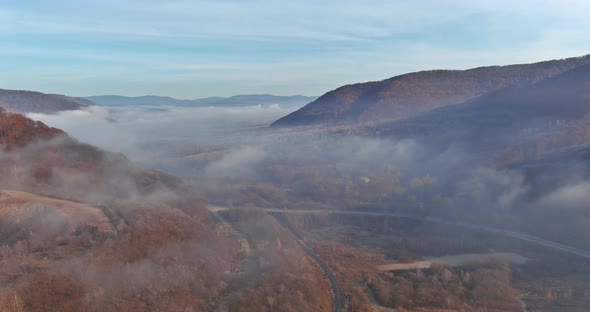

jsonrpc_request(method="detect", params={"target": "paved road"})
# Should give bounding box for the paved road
[208,205,590,260]
[272,213,342,312]
[209,205,590,312]
[211,206,342,312]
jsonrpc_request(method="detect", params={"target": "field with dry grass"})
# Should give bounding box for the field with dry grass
[0,189,114,234]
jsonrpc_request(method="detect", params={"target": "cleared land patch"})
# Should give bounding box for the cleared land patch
[0,189,114,234]
[377,252,527,272]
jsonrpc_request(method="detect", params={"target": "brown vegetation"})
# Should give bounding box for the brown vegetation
[0,110,331,311]
[272,55,590,127]
[220,207,332,312]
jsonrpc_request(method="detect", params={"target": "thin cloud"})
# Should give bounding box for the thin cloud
[1,1,590,97]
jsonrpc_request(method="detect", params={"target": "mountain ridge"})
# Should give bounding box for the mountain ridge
[360,61,590,162]
[86,94,317,107]
[272,54,590,127]
[0,89,91,114]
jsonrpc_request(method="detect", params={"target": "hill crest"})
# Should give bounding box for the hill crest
[272,55,590,127]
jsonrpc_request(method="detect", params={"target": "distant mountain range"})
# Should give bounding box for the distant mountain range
[86,94,317,107]
[0,90,317,114]
[272,55,590,127]
[0,89,91,114]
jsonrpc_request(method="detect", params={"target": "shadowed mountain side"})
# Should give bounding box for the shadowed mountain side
[272,55,590,127]
[360,61,590,161]
[0,89,91,114]
[511,141,590,199]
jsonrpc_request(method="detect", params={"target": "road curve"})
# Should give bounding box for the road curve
[209,206,342,312]
[269,213,341,312]
[208,206,590,261]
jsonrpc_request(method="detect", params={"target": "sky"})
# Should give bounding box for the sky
[1,0,590,98]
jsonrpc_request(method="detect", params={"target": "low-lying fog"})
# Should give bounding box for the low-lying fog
[28,104,293,162]
[27,102,590,251]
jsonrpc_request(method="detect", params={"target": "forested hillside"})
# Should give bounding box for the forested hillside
[0,108,330,311]
[0,89,89,114]
[272,55,590,127]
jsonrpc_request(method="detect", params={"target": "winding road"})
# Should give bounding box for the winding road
[209,205,590,260]
[271,213,342,312]
[209,205,590,312]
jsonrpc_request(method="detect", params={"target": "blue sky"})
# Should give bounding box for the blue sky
[1,0,589,98]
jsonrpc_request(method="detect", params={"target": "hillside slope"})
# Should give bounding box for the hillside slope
[0,89,90,113]
[272,55,590,127]
[0,106,236,311]
[364,61,590,160]
[0,189,114,233]
[0,107,330,312]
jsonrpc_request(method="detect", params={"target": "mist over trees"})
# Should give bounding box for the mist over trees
[0,108,330,311]
[4,53,590,311]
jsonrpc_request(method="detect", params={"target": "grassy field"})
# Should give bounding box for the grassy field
[0,189,114,233]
